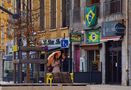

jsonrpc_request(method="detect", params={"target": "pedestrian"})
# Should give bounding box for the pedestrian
[61,53,69,72]
[51,53,61,83]
[52,53,60,73]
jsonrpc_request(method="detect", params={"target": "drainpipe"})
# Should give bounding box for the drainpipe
[126,0,129,86]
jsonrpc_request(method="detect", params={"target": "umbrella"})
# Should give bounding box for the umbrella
[47,51,61,66]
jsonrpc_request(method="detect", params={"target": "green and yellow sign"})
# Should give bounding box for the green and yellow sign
[71,33,82,42]
[85,5,97,27]
[86,31,100,44]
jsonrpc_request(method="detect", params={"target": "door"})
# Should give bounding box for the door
[106,41,122,84]
[74,45,80,72]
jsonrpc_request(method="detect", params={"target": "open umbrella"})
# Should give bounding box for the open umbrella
[47,51,61,66]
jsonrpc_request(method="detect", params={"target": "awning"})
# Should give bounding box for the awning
[47,45,61,50]
[100,36,121,42]
[80,44,102,50]
[40,45,61,53]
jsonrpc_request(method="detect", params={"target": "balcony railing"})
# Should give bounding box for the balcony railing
[104,0,122,16]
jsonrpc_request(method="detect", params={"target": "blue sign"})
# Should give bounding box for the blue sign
[61,39,69,48]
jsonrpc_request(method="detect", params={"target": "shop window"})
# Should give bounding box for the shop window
[87,50,100,72]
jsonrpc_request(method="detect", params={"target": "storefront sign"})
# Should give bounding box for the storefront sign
[102,21,125,38]
[41,39,61,45]
[41,38,69,46]
[71,33,82,42]
[86,31,100,44]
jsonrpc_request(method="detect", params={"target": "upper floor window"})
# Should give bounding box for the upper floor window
[50,0,56,29]
[62,0,70,27]
[73,0,80,23]
[40,0,44,30]
[86,0,100,18]
[104,0,122,16]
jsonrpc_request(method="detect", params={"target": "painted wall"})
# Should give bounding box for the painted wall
[33,0,69,41]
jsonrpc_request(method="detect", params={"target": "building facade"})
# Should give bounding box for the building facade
[71,0,131,85]
[0,0,13,81]
[33,0,70,50]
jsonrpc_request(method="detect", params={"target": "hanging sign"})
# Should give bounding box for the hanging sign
[71,33,82,42]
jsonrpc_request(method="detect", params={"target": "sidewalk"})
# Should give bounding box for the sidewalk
[89,85,131,90]
[0,83,131,90]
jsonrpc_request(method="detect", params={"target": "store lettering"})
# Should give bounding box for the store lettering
[42,39,61,45]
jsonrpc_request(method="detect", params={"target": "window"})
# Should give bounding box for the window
[22,0,26,11]
[110,0,121,14]
[86,0,100,17]
[40,0,44,30]
[50,0,56,29]
[62,0,70,27]
[73,0,80,22]
[87,50,100,72]
[104,0,122,16]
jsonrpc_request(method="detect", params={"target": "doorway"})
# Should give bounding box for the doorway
[106,41,122,84]
[74,45,80,72]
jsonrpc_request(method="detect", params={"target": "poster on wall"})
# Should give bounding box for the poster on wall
[86,30,100,44]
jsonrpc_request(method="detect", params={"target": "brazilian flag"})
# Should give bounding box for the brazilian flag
[85,5,97,27]
[86,31,100,44]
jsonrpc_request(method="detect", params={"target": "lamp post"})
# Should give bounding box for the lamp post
[69,30,73,73]
[126,0,129,86]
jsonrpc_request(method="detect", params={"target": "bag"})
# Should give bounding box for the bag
[48,65,53,72]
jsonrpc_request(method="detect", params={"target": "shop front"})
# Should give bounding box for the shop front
[73,30,102,84]
[73,3,102,83]
[105,41,122,84]
[40,38,70,72]
[101,21,125,84]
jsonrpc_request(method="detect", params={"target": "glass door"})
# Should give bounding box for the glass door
[106,41,122,84]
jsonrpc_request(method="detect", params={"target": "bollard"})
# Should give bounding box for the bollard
[46,73,53,85]
[70,73,74,82]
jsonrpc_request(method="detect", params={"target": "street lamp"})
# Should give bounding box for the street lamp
[0,6,20,19]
